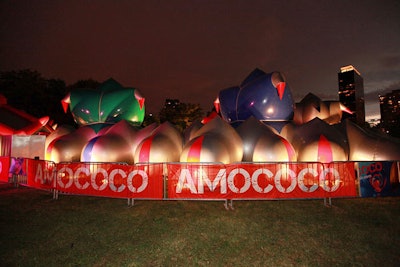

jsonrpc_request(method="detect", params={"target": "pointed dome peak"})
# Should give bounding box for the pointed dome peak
[98,78,123,92]
[300,93,321,103]
[240,68,267,87]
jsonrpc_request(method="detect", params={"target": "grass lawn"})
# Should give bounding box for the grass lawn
[0,184,399,266]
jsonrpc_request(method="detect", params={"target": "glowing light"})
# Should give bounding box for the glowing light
[340,103,353,114]
[214,98,220,113]
[340,65,361,75]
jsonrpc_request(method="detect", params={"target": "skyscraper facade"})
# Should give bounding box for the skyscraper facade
[379,89,400,137]
[338,65,365,125]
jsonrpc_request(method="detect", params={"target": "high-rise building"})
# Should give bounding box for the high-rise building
[379,89,400,137]
[338,65,365,125]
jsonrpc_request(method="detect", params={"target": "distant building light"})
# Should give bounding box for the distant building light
[340,65,361,75]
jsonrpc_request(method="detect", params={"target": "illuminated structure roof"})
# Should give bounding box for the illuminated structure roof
[340,65,361,75]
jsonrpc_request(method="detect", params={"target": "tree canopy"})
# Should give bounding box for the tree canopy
[159,99,204,131]
[0,69,74,125]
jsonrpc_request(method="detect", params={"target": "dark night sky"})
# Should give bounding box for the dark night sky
[1,0,399,119]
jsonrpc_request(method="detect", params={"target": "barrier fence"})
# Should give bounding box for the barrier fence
[1,156,399,205]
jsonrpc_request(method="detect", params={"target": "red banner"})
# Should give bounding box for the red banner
[0,156,10,183]
[7,159,358,200]
[51,162,164,199]
[167,162,357,199]
[27,159,56,190]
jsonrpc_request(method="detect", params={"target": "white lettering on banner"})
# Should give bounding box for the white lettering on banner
[176,168,227,194]
[74,167,90,190]
[228,168,251,193]
[34,163,56,185]
[199,169,227,194]
[54,166,149,193]
[175,166,342,194]
[91,168,108,191]
[34,164,343,194]
[57,167,74,188]
[274,168,297,193]
[297,168,318,192]
[176,169,197,193]
[127,170,148,193]
[252,168,274,193]
[35,164,43,184]
[320,168,340,192]
[109,169,126,192]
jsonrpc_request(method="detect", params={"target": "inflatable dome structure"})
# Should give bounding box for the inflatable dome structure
[236,117,296,162]
[61,78,145,127]
[216,68,295,131]
[293,93,352,125]
[47,79,147,163]
[180,116,243,164]
[43,69,400,164]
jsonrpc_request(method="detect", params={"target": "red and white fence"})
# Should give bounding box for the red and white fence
[2,157,399,203]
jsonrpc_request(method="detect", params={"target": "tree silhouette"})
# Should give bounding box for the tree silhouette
[158,99,204,131]
[0,69,46,115]
[0,70,101,127]
[67,79,100,91]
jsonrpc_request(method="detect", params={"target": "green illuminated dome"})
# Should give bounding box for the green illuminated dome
[62,78,145,126]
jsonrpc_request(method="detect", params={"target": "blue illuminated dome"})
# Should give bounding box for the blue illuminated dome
[217,68,294,130]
